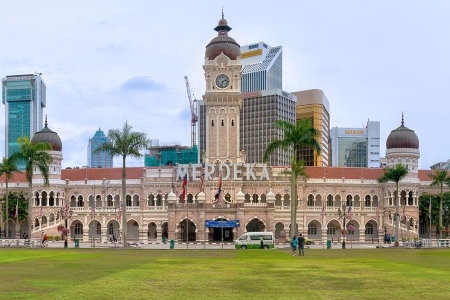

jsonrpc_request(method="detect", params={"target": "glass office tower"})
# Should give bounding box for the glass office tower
[87,128,113,168]
[2,74,46,169]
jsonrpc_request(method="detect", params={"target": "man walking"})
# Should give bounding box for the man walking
[298,234,305,256]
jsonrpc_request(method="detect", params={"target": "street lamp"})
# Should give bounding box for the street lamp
[62,204,73,248]
[337,205,351,249]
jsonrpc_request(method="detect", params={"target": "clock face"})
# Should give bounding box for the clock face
[215,74,230,89]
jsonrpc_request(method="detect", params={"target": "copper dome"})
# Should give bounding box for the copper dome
[386,115,419,150]
[205,13,240,60]
[31,118,62,151]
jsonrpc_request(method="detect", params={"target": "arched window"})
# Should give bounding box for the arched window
[346,195,352,207]
[365,195,371,207]
[231,119,235,126]
[156,194,162,206]
[307,194,314,206]
[107,195,113,207]
[126,195,132,206]
[108,223,114,234]
[327,223,336,235]
[75,223,83,235]
[96,222,101,234]
[365,223,374,235]
[211,120,214,127]
[327,194,333,207]
[77,196,83,207]
[308,223,317,235]
[252,194,259,203]
[221,119,224,126]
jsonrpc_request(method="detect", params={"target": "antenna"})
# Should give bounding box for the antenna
[35,72,42,76]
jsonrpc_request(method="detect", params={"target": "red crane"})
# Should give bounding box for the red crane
[184,76,198,147]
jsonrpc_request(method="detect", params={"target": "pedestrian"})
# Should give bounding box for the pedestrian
[387,234,391,245]
[384,233,387,244]
[260,235,264,249]
[113,233,117,243]
[298,234,305,256]
[291,236,298,256]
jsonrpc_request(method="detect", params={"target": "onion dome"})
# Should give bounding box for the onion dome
[205,10,241,60]
[386,113,419,150]
[31,116,62,151]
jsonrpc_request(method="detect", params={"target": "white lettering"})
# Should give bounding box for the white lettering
[233,163,243,181]
[191,164,201,180]
[246,163,256,180]
[221,163,230,180]
[205,164,215,181]
[176,165,188,181]
[260,164,270,181]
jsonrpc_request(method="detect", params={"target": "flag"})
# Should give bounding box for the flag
[14,199,18,219]
[181,173,188,203]
[348,206,352,220]
[375,204,379,219]
[91,203,95,218]
[428,197,432,220]
[118,203,123,221]
[321,205,325,221]
[199,164,205,193]
[216,171,222,202]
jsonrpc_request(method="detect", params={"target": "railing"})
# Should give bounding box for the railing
[243,202,267,207]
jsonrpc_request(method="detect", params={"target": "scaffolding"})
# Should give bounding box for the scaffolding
[145,144,198,167]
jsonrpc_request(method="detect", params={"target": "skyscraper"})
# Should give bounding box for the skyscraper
[240,42,282,93]
[87,128,113,168]
[2,74,46,169]
[331,120,381,168]
[292,89,331,167]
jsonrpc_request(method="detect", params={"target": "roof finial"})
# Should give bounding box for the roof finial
[45,114,48,127]
[222,7,224,19]
[401,111,404,126]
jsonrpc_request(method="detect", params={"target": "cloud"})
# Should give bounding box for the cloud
[96,43,126,53]
[120,76,164,92]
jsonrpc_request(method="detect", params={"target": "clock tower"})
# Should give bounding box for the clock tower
[203,12,245,165]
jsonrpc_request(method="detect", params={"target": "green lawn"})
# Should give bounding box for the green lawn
[0,248,449,299]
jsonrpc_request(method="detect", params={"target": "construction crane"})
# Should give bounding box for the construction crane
[184,76,198,147]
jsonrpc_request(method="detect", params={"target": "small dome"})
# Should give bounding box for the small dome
[205,12,240,60]
[31,117,62,151]
[386,114,419,150]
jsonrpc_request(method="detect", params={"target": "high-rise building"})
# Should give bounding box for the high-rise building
[240,89,296,165]
[87,128,113,168]
[292,89,330,167]
[240,42,282,93]
[2,74,46,169]
[331,120,381,168]
[145,141,198,167]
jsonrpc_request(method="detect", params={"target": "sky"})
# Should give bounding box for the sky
[1,1,449,170]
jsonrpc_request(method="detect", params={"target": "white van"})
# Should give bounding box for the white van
[235,232,275,249]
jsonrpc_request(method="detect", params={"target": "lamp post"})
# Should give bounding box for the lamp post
[63,204,73,248]
[337,205,351,249]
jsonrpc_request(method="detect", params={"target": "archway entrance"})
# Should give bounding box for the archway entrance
[177,219,196,242]
[212,218,234,242]
[246,218,265,232]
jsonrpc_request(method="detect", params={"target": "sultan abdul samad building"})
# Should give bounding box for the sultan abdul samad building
[0,15,437,244]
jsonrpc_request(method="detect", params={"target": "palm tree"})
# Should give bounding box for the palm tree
[378,163,408,247]
[10,136,52,238]
[0,157,20,238]
[429,169,450,239]
[94,121,149,247]
[263,119,321,238]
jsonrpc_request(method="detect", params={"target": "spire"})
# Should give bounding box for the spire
[45,114,48,128]
[222,7,224,19]
[401,112,404,126]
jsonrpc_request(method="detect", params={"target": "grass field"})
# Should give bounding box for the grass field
[0,248,449,300]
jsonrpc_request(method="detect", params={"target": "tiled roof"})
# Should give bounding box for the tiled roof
[61,167,144,181]
[0,172,28,183]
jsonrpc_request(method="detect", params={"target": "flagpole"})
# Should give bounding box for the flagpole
[430,195,432,239]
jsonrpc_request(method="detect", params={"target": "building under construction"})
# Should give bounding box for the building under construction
[144,141,198,167]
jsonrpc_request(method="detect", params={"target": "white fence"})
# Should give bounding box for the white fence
[403,239,450,248]
[0,239,43,248]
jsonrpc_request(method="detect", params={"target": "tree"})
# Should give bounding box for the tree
[10,136,52,238]
[429,169,450,238]
[94,121,149,247]
[1,191,28,223]
[378,163,408,247]
[263,119,321,238]
[0,157,20,238]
